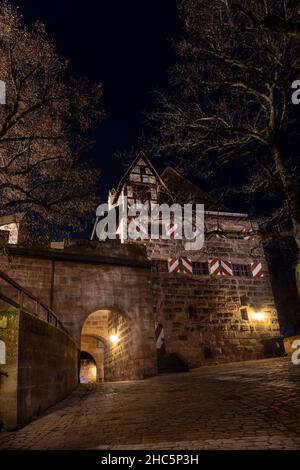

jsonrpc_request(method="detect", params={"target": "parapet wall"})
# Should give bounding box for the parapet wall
[0,309,78,430]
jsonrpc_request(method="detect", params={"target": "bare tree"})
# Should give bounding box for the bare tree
[0,1,104,237]
[148,0,300,251]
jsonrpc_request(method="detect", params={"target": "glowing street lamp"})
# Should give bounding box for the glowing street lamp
[252,311,266,321]
[110,333,119,345]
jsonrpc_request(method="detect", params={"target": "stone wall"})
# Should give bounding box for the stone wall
[0,242,158,381]
[0,310,19,430]
[152,273,279,367]
[0,309,78,430]
[81,310,109,341]
[0,228,281,382]
[105,310,138,381]
[146,216,281,366]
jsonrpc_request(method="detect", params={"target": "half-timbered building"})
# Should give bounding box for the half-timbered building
[92,152,281,369]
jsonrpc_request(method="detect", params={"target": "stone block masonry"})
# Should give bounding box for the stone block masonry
[0,242,158,382]
[152,272,279,367]
[103,153,281,368]
[148,225,280,367]
[105,310,139,381]
[0,154,284,384]
[0,231,281,384]
[0,309,78,430]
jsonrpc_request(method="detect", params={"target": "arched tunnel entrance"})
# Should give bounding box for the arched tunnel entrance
[79,351,97,383]
[80,308,144,382]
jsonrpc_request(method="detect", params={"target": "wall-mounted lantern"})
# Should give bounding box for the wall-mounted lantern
[110,332,119,345]
[252,311,266,321]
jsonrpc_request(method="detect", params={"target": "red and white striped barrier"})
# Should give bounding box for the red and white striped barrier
[155,322,165,350]
[243,227,255,240]
[251,261,264,277]
[221,259,233,276]
[166,258,263,278]
[181,257,193,274]
[209,258,222,275]
[168,257,193,274]
[166,222,179,239]
[213,225,227,239]
[168,257,180,273]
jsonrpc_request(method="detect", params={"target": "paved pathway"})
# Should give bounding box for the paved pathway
[0,358,300,450]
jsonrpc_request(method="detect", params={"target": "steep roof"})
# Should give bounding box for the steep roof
[111,151,167,204]
[160,166,232,212]
[110,152,233,212]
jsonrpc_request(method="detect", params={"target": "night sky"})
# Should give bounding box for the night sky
[4,1,300,330]
[12,0,179,198]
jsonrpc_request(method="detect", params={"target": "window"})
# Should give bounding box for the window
[192,262,209,275]
[240,308,249,321]
[129,172,141,182]
[204,346,213,359]
[232,264,251,277]
[151,260,168,273]
[140,166,146,175]
[240,295,249,306]
[188,305,198,319]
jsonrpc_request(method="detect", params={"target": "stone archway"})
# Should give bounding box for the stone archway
[81,334,107,382]
[80,308,148,381]
[80,310,109,382]
[0,246,158,380]
[79,351,97,383]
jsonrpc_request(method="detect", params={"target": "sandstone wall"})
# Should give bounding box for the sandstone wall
[0,309,78,430]
[146,216,281,366]
[0,228,282,381]
[0,243,157,381]
[105,310,138,381]
[152,273,279,367]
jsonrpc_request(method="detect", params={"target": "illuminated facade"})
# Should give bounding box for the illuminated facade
[91,153,281,369]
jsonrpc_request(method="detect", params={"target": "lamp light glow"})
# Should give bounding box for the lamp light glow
[252,312,265,321]
[110,333,119,345]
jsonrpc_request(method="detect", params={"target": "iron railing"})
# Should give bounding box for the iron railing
[0,270,65,330]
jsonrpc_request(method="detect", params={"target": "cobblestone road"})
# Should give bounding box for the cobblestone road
[0,358,300,450]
